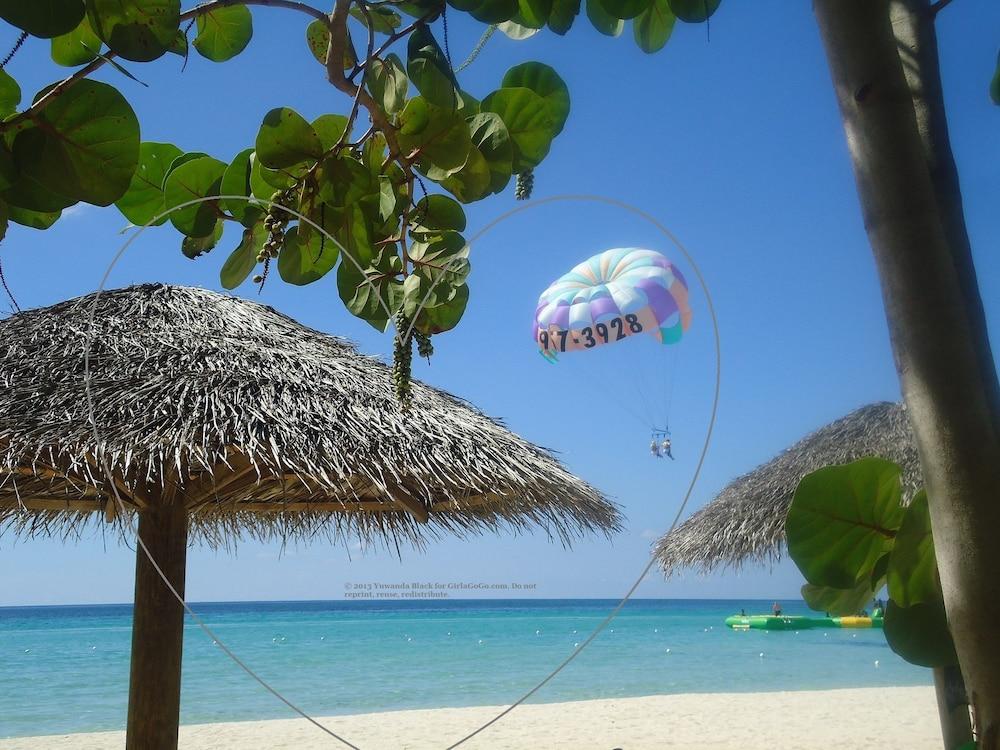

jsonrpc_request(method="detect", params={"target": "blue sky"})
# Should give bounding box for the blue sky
[1,2,998,605]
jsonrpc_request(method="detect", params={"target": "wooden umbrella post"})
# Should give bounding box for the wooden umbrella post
[126,502,189,750]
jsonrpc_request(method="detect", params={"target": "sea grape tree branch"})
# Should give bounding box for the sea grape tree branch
[0,0,331,133]
[324,0,406,166]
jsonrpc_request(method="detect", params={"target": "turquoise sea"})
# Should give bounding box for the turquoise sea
[0,598,930,738]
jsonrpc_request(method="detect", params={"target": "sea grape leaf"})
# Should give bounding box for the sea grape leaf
[871,552,891,590]
[397,97,472,175]
[497,20,540,39]
[0,70,21,117]
[338,203,376,267]
[515,0,553,28]
[801,581,877,618]
[312,114,350,151]
[412,194,467,232]
[786,457,905,590]
[337,243,403,331]
[305,19,355,68]
[667,0,720,22]
[502,62,570,135]
[0,144,14,192]
[365,54,409,115]
[278,224,340,286]
[378,175,396,221]
[8,204,62,229]
[349,5,402,33]
[12,79,139,206]
[180,218,223,258]
[87,0,180,62]
[467,112,514,194]
[255,107,323,171]
[220,148,265,227]
[407,231,471,297]
[318,153,376,209]
[884,599,958,668]
[481,87,557,172]
[163,155,226,237]
[438,145,492,202]
[1,166,77,212]
[599,0,651,21]
[414,282,469,334]
[249,152,294,200]
[547,0,581,35]
[991,50,1000,106]
[167,28,187,57]
[161,151,209,190]
[586,0,624,36]
[306,20,329,64]
[220,221,267,289]
[0,0,85,38]
[115,141,183,226]
[887,490,940,608]
[448,0,519,24]
[633,0,675,53]
[51,14,102,66]
[194,4,252,62]
[407,25,460,108]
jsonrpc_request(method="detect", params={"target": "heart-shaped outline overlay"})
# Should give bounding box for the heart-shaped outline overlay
[78,193,721,749]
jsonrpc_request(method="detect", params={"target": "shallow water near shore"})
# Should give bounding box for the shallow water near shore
[0,598,929,738]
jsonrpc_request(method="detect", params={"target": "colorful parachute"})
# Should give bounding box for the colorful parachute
[534,248,692,362]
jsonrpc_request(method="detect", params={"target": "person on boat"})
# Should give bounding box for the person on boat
[740,608,747,617]
[772,601,782,617]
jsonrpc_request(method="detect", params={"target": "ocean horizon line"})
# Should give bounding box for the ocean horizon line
[0,595,800,611]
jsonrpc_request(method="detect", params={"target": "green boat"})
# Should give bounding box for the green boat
[724,614,884,630]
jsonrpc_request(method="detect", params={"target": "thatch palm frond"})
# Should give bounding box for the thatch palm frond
[0,284,622,548]
[654,401,920,575]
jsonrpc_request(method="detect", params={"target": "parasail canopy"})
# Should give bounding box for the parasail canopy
[533,248,692,362]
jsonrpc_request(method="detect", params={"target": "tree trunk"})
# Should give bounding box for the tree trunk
[126,503,189,750]
[887,0,1000,431]
[813,1,1000,747]
[935,665,974,749]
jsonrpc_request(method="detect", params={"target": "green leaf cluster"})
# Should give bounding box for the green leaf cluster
[447,0,716,53]
[786,458,957,668]
[0,2,573,350]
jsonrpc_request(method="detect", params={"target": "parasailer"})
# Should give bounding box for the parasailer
[533,247,692,458]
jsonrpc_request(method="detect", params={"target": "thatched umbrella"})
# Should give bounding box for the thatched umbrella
[654,401,920,575]
[652,402,978,746]
[0,284,621,750]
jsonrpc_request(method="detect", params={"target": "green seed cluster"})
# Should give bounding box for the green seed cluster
[392,309,414,412]
[258,188,296,264]
[515,168,534,201]
[415,329,434,362]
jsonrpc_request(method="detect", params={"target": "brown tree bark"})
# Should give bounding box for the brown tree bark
[126,503,189,750]
[813,1,1000,747]
[935,665,975,749]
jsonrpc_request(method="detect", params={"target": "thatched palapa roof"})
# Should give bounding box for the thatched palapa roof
[654,401,920,575]
[0,284,621,547]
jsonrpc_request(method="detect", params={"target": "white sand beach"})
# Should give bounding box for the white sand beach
[0,686,940,749]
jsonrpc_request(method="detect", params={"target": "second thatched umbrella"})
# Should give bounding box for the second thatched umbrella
[654,401,920,576]
[0,284,621,750]
[651,402,979,746]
